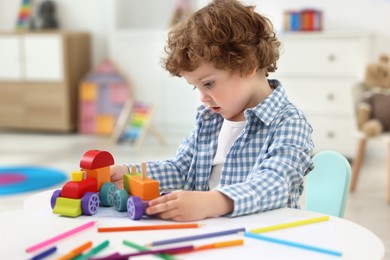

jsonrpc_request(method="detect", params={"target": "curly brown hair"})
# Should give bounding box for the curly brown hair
[163,0,280,77]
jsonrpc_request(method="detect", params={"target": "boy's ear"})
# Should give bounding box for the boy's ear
[246,68,257,78]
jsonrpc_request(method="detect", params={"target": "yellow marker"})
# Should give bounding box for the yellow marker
[250,215,330,233]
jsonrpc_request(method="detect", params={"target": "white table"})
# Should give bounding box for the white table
[0,189,385,259]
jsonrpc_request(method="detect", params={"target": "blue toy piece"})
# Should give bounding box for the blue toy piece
[114,189,129,212]
[99,182,118,207]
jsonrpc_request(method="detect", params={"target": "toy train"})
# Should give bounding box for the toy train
[50,150,160,220]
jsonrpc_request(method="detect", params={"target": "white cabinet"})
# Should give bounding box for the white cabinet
[24,35,63,81]
[273,32,377,158]
[0,34,64,82]
[0,35,22,80]
[0,32,90,132]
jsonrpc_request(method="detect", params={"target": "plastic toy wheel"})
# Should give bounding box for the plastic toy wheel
[81,192,100,215]
[99,182,118,206]
[114,189,129,212]
[127,196,144,220]
[50,190,61,209]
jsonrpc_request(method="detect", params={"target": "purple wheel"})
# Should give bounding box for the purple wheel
[81,192,100,215]
[50,190,61,209]
[127,196,144,220]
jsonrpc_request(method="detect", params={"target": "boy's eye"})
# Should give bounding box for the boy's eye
[203,81,215,89]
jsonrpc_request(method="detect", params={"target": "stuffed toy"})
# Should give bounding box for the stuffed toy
[356,54,390,137]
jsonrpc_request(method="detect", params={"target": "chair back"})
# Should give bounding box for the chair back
[306,151,352,217]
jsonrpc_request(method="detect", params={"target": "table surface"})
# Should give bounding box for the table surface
[0,189,385,260]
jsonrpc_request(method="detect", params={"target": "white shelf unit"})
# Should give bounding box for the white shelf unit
[273,32,379,158]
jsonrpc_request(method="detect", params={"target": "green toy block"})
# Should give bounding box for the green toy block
[123,172,140,194]
[53,197,82,217]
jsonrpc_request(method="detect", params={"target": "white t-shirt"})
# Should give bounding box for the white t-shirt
[209,119,246,189]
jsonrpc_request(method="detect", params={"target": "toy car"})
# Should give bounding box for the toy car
[50,150,118,217]
[50,149,161,220]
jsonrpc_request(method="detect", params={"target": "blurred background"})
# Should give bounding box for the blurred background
[0,0,389,257]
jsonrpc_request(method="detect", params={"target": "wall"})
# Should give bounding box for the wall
[0,0,389,139]
[2,0,387,67]
[0,0,111,66]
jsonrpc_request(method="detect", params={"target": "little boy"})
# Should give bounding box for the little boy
[111,0,314,221]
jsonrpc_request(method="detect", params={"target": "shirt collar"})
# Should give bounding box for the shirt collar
[245,79,287,126]
[197,79,287,125]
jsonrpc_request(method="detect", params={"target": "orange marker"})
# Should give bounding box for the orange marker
[196,239,244,251]
[57,241,93,260]
[98,223,200,232]
[172,239,244,254]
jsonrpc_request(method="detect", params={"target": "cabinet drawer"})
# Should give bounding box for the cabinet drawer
[0,84,23,104]
[24,84,66,106]
[307,114,356,156]
[276,35,370,77]
[0,104,24,125]
[281,78,354,115]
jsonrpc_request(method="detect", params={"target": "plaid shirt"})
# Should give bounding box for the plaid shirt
[129,80,314,217]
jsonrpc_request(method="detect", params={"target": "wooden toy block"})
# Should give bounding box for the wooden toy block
[80,150,114,170]
[83,167,111,191]
[141,163,147,180]
[129,176,159,200]
[60,177,98,199]
[53,197,82,217]
[96,115,115,135]
[71,171,86,182]
[129,164,159,200]
[80,82,97,101]
[131,165,137,174]
[124,173,131,193]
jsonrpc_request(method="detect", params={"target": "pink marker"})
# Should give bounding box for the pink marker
[26,221,96,253]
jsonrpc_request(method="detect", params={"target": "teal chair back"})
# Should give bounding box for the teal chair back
[306,151,352,218]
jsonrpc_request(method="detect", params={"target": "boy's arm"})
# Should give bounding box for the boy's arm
[145,190,234,221]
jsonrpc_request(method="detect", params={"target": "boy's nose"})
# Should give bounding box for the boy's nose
[199,92,211,103]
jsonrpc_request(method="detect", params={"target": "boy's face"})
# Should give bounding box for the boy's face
[182,62,264,121]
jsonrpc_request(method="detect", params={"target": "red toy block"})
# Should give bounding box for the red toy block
[80,150,114,170]
[60,177,98,199]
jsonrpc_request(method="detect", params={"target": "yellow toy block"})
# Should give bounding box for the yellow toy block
[96,115,114,135]
[80,82,97,101]
[129,176,159,201]
[53,197,82,217]
[83,166,111,191]
[71,171,86,182]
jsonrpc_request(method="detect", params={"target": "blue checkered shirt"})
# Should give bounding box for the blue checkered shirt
[128,80,314,217]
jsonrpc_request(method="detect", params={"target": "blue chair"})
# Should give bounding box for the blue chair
[305,151,352,218]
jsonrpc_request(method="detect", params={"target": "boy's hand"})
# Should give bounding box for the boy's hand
[110,164,129,189]
[145,190,234,222]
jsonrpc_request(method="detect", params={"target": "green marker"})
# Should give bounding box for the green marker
[74,240,109,260]
[123,240,175,260]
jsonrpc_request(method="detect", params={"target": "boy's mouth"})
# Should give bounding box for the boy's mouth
[210,106,221,113]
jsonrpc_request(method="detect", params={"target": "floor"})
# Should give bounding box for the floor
[0,131,389,259]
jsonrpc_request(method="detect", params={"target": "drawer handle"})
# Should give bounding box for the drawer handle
[328,54,336,62]
[327,131,335,139]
